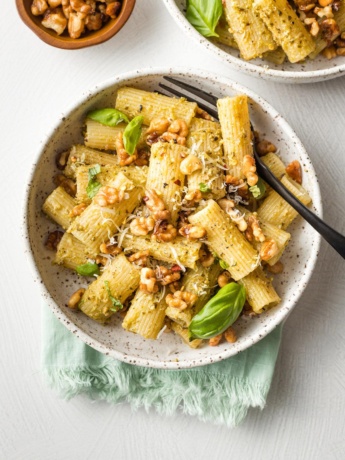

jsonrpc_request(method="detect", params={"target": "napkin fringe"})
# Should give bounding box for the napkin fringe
[43,364,270,427]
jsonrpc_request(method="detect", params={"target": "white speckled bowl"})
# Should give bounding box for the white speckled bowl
[163,0,345,84]
[24,68,322,369]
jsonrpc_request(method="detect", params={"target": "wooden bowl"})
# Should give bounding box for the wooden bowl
[16,0,136,49]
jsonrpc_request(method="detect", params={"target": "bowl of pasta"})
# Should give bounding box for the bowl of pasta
[24,68,321,369]
[163,0,345,83]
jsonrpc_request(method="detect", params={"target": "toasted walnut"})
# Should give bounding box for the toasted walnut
[130,216,155,236]
[56,150,70,170]
[336,47,345,55]
[314,6,334,18]
[180,154,203,175]
[335,37,345,47]
[209,334,222,347]
[115,132,137,166]
[85,12,102,30]
[184,189,202,203]
[155,266,181,286]
[243,155,258,186]
[224,326,237,343]
[68,11,87,38]
[225,175,250,201]
[260,239,279,262]
[48,0,62,7]
[70,0,92,14]
[267,261,284,274]
[196,106,212,120]
[105,1,121,18]
[31,0,49,15]
[42,7,68,34]
[94,186,124,207]
[153,220,177,243]
[168,119,189,138]
[179,224,206,240]
[95,255,108,266]
[166,290,197,310]
[218,271,231,288]
[256,140,277,157]
[169,280,181,293]
[45,230,63,251]
[99,242,122,255]
[54,174,76,197]
[140,268,158,293]
[286,160,302,184]
[159,131,186,146]
[199,247,215,268]
[319,0,333,6]
[320,18,340,42]
[146,118,171,135]
[218,198,235,214]
[299,3,316,12]
[144,189,171,220]
[245,214,265,243]
[228,208,247,232]
[69,202,87,217]
[135,149,150,166]
[322,45,337,59]
[68,288,85,309]
[128,250,150,267]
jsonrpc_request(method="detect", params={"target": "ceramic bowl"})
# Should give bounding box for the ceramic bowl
[24,68,322,369]
[16,0,135,50]
[163,0,345,84]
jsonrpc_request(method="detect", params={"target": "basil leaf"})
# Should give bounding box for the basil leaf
[199,182,211,193]
[86,164,101,199]
[104,280,123,312]
[249,177,266,199]
[219,259,229,269]
[189,282,246,339]
[76,262,100,277]
[87,108,129,126]
[186,0,223,38]
[123,115,144,155]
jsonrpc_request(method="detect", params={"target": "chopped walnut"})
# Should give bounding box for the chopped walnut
[152,220,177,243]
[105,1,121,18]
[184,189,202,203]
[260,239,279,262]
[224,326,237,343]
[69,202,87,217]
[144,189,171,221]
[179,224,206,240]
[320,18,340,43]
[314,6,334,18]
[155,266,181,286]
[99,242,122,255]
[209,334,222,347]
[218,271,231,288]
[166,290,197,310]
[267,261,284,274]
[56,150,70,170]
[322,45,337,59]
[199,247,215,267]
[245,214,265,243]
[135,149,150,166]
[31,0,49,16]
[94,185,124,207]
[157,119,189,146]
[286,160,302,184]
[42,7,68,35]
[68,288,85,309]
[68,11,86,38]
[45,230,63,251]
[159,131,186,146]
[169,280,181,293]
[70,0,92,14]
[336,47,345,55]
[228,208,247,232]
[168,119,188,137]
[218,198,235,214]
[95,255,108,266]
[225,175,250,201]
[304,17,320,36]
[195,106,212,120]
[54,174,76,197]
[180,154,203,175]
[255,140,277,157]
[140,268,158,293]
[128,250,150,267]
[115,132,137,166]
[85,12,103,30]
[243,155,258,187]
[146,118,170,135]
[130,216,155,236]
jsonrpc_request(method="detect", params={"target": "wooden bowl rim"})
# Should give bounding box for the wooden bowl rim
[15,0,136,49]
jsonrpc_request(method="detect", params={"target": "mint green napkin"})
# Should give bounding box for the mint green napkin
[42,305,282,427]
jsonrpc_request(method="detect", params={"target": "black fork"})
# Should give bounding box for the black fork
[159,76,345,260]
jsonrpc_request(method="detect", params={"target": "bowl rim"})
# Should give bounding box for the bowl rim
[163,0,345,83]
[23,67,322,369]
[15,0,136,50]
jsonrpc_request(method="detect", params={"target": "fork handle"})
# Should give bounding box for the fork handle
[256,160,345,259]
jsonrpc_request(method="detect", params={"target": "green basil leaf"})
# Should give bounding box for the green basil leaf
[86,164,101,199]
[219,259,229,269]
[76,262,100,277]
[186,0,223,38]
[249,177,266,199]
[123,115,144,155]
[87,108,129,126]
[189,282,246,339]
[199,182,211,193]
[104,280,123,312]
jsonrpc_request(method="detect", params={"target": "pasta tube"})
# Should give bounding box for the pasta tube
[239,267,280,314]
[170,322,203,349]
[42,186,76,230]
[64,145,118,179]
[79,253,140,323]
[55,233,90,270]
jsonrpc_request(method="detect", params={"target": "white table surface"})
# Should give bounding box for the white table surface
[2,1,345,459]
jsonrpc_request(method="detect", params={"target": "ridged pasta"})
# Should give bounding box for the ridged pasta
[55,233,89,270]
[239,267,280,313]
[42,186,76,230]
[64,145,118,179]
[170,322,203,349]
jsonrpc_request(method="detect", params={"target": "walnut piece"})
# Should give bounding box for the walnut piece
[178,224,206,240]
[286,160,302,184]
[166,290,197,310]
[94,186,124,207]
[130,216,155,236]
[140,268,158,293]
